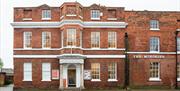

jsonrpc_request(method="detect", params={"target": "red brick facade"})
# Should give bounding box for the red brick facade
[12,2,180,89]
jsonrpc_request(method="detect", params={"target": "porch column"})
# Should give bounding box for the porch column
[80,64,84,88]
[59,64,63,89]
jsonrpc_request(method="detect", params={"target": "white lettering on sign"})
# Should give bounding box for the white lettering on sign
[133,55,165,59]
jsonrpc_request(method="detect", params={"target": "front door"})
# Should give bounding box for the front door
[68,69,76,87]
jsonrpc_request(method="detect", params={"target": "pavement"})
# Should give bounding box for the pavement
[0,84,180,91]
[0,84,13,91]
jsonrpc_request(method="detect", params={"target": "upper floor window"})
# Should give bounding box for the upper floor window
[67,29,76,46]
[108,32,117,48]
[91,63,100,81]
[42,10,51,20]
[91,32,100,48]
[91,10,100,20]
[23,9,32,20]
[23,63,32,81]
[42,63,51,81]
[150,20,159,30]
[108,62,117,81]
[23,32,32,49]
[42,32,51,48]
[177,37,180,51]
[149,62,161,81]
[150,37,159,52]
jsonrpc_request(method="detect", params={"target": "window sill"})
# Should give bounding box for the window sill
[149,51,160,53]
[23,47,32,49]
[91,48,100,49]
[150,28,160,31]
[149,78,161,81]
[42,47,51,49]
[108,79,118,82]
[91,79,101,82]
[66,14,77,16]
[41,18,51,20]
[107,18,117,20]
[108,48,117,49]
[177,78,180,81]
[23,18,32,21]
[41,80,51,81]
[66,46,77,48]
[23,79,32,81]
[91,18,100,20]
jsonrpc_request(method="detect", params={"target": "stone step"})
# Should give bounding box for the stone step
[61,88,81,91]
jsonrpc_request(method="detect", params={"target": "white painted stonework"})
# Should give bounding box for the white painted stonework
[59,58,84,88]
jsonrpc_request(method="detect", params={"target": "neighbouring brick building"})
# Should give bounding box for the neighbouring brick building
[11,2,180,89]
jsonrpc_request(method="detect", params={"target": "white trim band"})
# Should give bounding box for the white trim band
[13,54,125,58]
[14,48,125,51]
[127,52,176,54]
[11,20,128,28]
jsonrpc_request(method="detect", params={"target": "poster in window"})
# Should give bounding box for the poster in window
[52,69,59,79]
[84,70,91,80]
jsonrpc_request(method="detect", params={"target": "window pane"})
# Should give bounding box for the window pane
[42,63,51,81]
[108,32,116,48]
[23,63,32,81]
[150,37,159,52]
[150,20,159,29]
[91,32,100,48]
[42,10,51,19]
[91,10,100,19]
[108,63,117,79]
[91,63,100,79]
[24,32,32,48]
[150,62,160,78]
[42,32,51,48]
[177,63,180,78]
[177,38,180,51]
[67,29,76,46]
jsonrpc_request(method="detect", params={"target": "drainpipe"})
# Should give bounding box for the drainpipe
[124,32,129,89]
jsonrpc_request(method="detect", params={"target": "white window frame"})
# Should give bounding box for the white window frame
[108,62,117,82]
[150,20,160,30]
[42,32,51,49]
[149,62,161,81]
[23,32,32,49]
[91,32,100,49]
[91,10,100,20]
[91,63,101,81]
[42,63,51,81]
[67,29,76,47]
[150,37,160,52]
[42,10,51,20]
[108,32,117,49]
[23,63,32,81]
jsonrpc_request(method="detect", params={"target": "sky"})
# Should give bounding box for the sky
[0,0,180,68]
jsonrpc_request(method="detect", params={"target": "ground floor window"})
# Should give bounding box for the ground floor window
[91,63,100,81]
[149,62,160,81]
[177,62,180,80]
[42,63,51,81]
[23,63,32,81]
[108,62,117,81]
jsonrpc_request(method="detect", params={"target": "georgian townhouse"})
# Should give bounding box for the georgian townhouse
[11,2,180,89]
